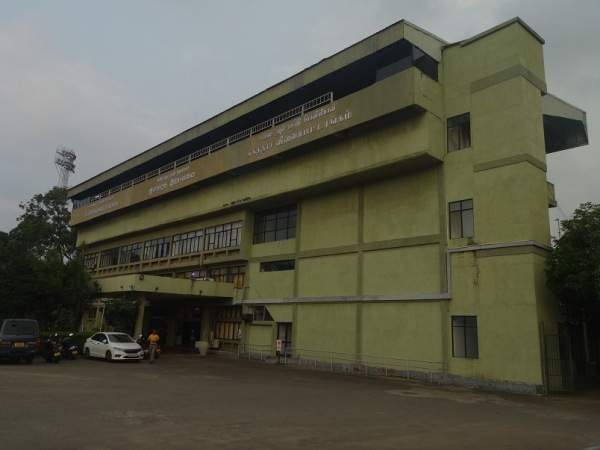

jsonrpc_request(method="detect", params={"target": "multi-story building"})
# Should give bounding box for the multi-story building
[68,18,587,393]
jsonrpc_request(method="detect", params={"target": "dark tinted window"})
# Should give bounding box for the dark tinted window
[91,333,106,342]
[1,320,39,336]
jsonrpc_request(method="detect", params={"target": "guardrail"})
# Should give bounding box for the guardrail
[74,92,334,209]
[237,344,446,383]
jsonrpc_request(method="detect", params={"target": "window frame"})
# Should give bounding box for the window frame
[251,306,273,321]
[447,113,471,152]
[172,230,203,256]
[143,237,171,260]
[253,204,297,244]
[208,265,246,289]
[452,315,479,359]
[99,247,119,267]
[119,242,142,264]
[260,260,296,272]
[449,199,474,239]
[84,253,98,270]
[204,221,242,251]
[214,306,242,341]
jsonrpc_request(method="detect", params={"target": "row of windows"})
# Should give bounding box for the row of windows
[86,205,300,270]
[84,112,470,268]
[89,220,243,269]
[86,198,473,271]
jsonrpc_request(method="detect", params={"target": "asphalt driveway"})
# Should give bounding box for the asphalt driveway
[1,353,599,449]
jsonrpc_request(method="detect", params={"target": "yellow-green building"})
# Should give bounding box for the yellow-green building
[68,18,587,393]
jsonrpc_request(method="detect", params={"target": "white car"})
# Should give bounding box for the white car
[83,332,144,362]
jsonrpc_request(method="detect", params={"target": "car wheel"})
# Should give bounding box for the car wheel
[105,351,112,362]
[84,348,90,359]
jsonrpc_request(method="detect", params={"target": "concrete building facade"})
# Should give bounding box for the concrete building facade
[68,18,588,393]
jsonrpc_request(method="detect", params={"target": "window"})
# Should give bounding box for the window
[120,242,142,264]
[204,221,242,251]
[172,230,203,256]
[84,253,98,270]
[278,323,293,355]
[251,306,273,321]
[208,265,246,289]
[452,316,479,358]
[260,260,295,272]
[449,199,474,239]
[99,248,119,267]
[144,237,171,260]
[254,205,297,244]
[447,113,471,152]
[214,306,241,340]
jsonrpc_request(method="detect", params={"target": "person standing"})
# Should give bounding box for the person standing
[147,329,160,363]
[189,329,195,349]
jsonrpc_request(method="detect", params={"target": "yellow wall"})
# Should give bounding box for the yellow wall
[360,301,445,361]
[74,20,565,391]
[362,245,441,295]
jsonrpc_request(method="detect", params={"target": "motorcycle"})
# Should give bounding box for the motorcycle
[137,334,161,360]
[61,333,78,360]
[43,334,62,363]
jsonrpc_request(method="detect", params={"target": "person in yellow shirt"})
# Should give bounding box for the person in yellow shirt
[147,329,160,363]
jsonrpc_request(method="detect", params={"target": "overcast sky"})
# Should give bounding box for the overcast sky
[1,0,598,236]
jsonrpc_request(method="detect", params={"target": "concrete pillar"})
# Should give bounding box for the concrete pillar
[200,305,211,341]
[134,295,147,338]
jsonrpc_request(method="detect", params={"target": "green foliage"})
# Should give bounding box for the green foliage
[103,297,138,335]
[0,187,98,329]
[546,202,600,324]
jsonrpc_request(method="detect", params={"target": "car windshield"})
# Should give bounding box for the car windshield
[107,334,135,343]
[3,321,38,336]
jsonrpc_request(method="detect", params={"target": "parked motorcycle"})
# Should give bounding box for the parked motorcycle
[61,333,78,360]
[137,334,161,360]
[43,334,62,363]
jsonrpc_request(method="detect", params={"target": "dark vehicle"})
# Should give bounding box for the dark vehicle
[43,334,62,363]
[61,333,78,360]
[0,318,40,364]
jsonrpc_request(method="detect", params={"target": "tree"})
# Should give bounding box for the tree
[0,187,97,329]
[545,202,600,325]
[103,297,138,335]
[14,187,77,262]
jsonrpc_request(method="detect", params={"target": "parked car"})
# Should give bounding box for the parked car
[83,332,144,362]
[0,318,40,364]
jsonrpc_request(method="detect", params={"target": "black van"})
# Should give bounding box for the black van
[0,319,40,364]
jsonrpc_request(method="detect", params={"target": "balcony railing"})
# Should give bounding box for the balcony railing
[76,92,334,209]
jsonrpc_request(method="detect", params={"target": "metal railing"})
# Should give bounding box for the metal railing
[75,92,334,209]
[237,344,446,383]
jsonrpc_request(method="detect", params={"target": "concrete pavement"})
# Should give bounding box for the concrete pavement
[1,353,599,449]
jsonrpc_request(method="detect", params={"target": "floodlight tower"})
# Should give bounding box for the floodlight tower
[54,146,76,188]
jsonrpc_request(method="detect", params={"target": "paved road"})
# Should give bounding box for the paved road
[1,353,599,449]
